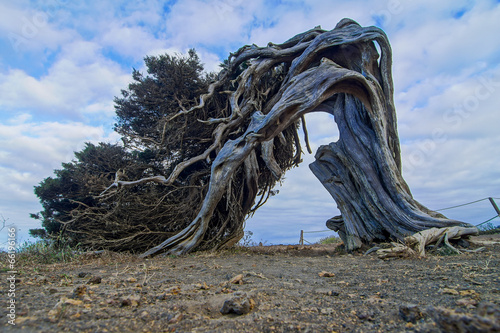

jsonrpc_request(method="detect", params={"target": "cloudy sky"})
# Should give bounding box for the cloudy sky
[1,0,499,247]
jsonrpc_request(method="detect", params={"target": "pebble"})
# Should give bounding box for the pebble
[168,312,183,324]
[456,298,478,307]
[439,287,459,295]
[220,293,256,315]
[428,305,500,332]
[88,276,102,284]
[140,310,150,321]
[399,303,424,323]
[229,274,244,284]
[72,285,87,299]
[120,295,141,307]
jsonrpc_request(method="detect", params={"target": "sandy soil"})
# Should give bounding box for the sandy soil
[1,235,499,332]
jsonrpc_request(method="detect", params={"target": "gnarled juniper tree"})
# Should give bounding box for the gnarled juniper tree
[34,19,472,255]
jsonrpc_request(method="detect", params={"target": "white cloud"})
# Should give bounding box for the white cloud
[100,24,167,61]
[402,135,500,223]
[0,1,75,54]
[390,1,500,91]
[164,0,261,47]
[396,64,500,142]
[0,40,130,121]
[0,118,120,246]
[0,119,118,187]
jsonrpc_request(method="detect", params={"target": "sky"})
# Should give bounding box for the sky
[1,0,499,248]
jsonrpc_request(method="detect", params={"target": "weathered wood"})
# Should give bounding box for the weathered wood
[308,94,469,250]
[376,226,479,258]
[489,197,500,217]
[116,18,475,256]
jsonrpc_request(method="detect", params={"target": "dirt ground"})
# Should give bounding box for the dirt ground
[2,235,499,332]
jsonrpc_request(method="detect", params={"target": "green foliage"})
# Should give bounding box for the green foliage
[28,228,47,239]
[31,50,223,251]
[16,239,78,264]
[317,235,341,244]
[31,142,140,242]
[478,222,500,235]
[31,47,298,253]
[114,49,216,167]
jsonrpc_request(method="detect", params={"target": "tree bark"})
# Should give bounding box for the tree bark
[118,18,474,256]
[309,94,467,250]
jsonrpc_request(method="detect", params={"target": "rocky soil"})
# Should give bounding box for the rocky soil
[1,235,499,332]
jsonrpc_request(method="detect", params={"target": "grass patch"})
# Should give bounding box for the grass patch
[15,240,79,265]
[478,222,500,235]
[317,235,342,245]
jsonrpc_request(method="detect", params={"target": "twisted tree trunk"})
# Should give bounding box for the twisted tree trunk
[309,94,466,250]
[97,19,473,256]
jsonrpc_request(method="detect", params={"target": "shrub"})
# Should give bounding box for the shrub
[318,235,341,244]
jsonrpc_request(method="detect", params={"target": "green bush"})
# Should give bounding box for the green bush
[318,235,341,244]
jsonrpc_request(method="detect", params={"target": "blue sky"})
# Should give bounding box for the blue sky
[1,0,499,247]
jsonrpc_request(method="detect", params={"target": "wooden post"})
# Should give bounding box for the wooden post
[489,197,500,217]
[299,230,304,245]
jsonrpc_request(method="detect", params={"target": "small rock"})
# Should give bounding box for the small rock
[459,289,479,298]
[120,298,131,307]
[47,308,62,322]
[327,290,340,296]
[87,276,102,284]
[399,303,424,323]
[358,310,374,321]
[168,312,183,324]
[77,272,90,278]
[456,298,478,307]
[120,295,141,307]
[195,282,210,290]
[439,288,459,295]
[140,311,150,320]
[164,286,181,296]
[48,288,59,294]
[302,307,319,312]
[220,293,256,315]
[318,271,335,277]
[71,285,87,299]
[428,306,500,332]
[320,308,334,315]
[477,301,500,319]
[229,274,244,284]
[64,298,83,306]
